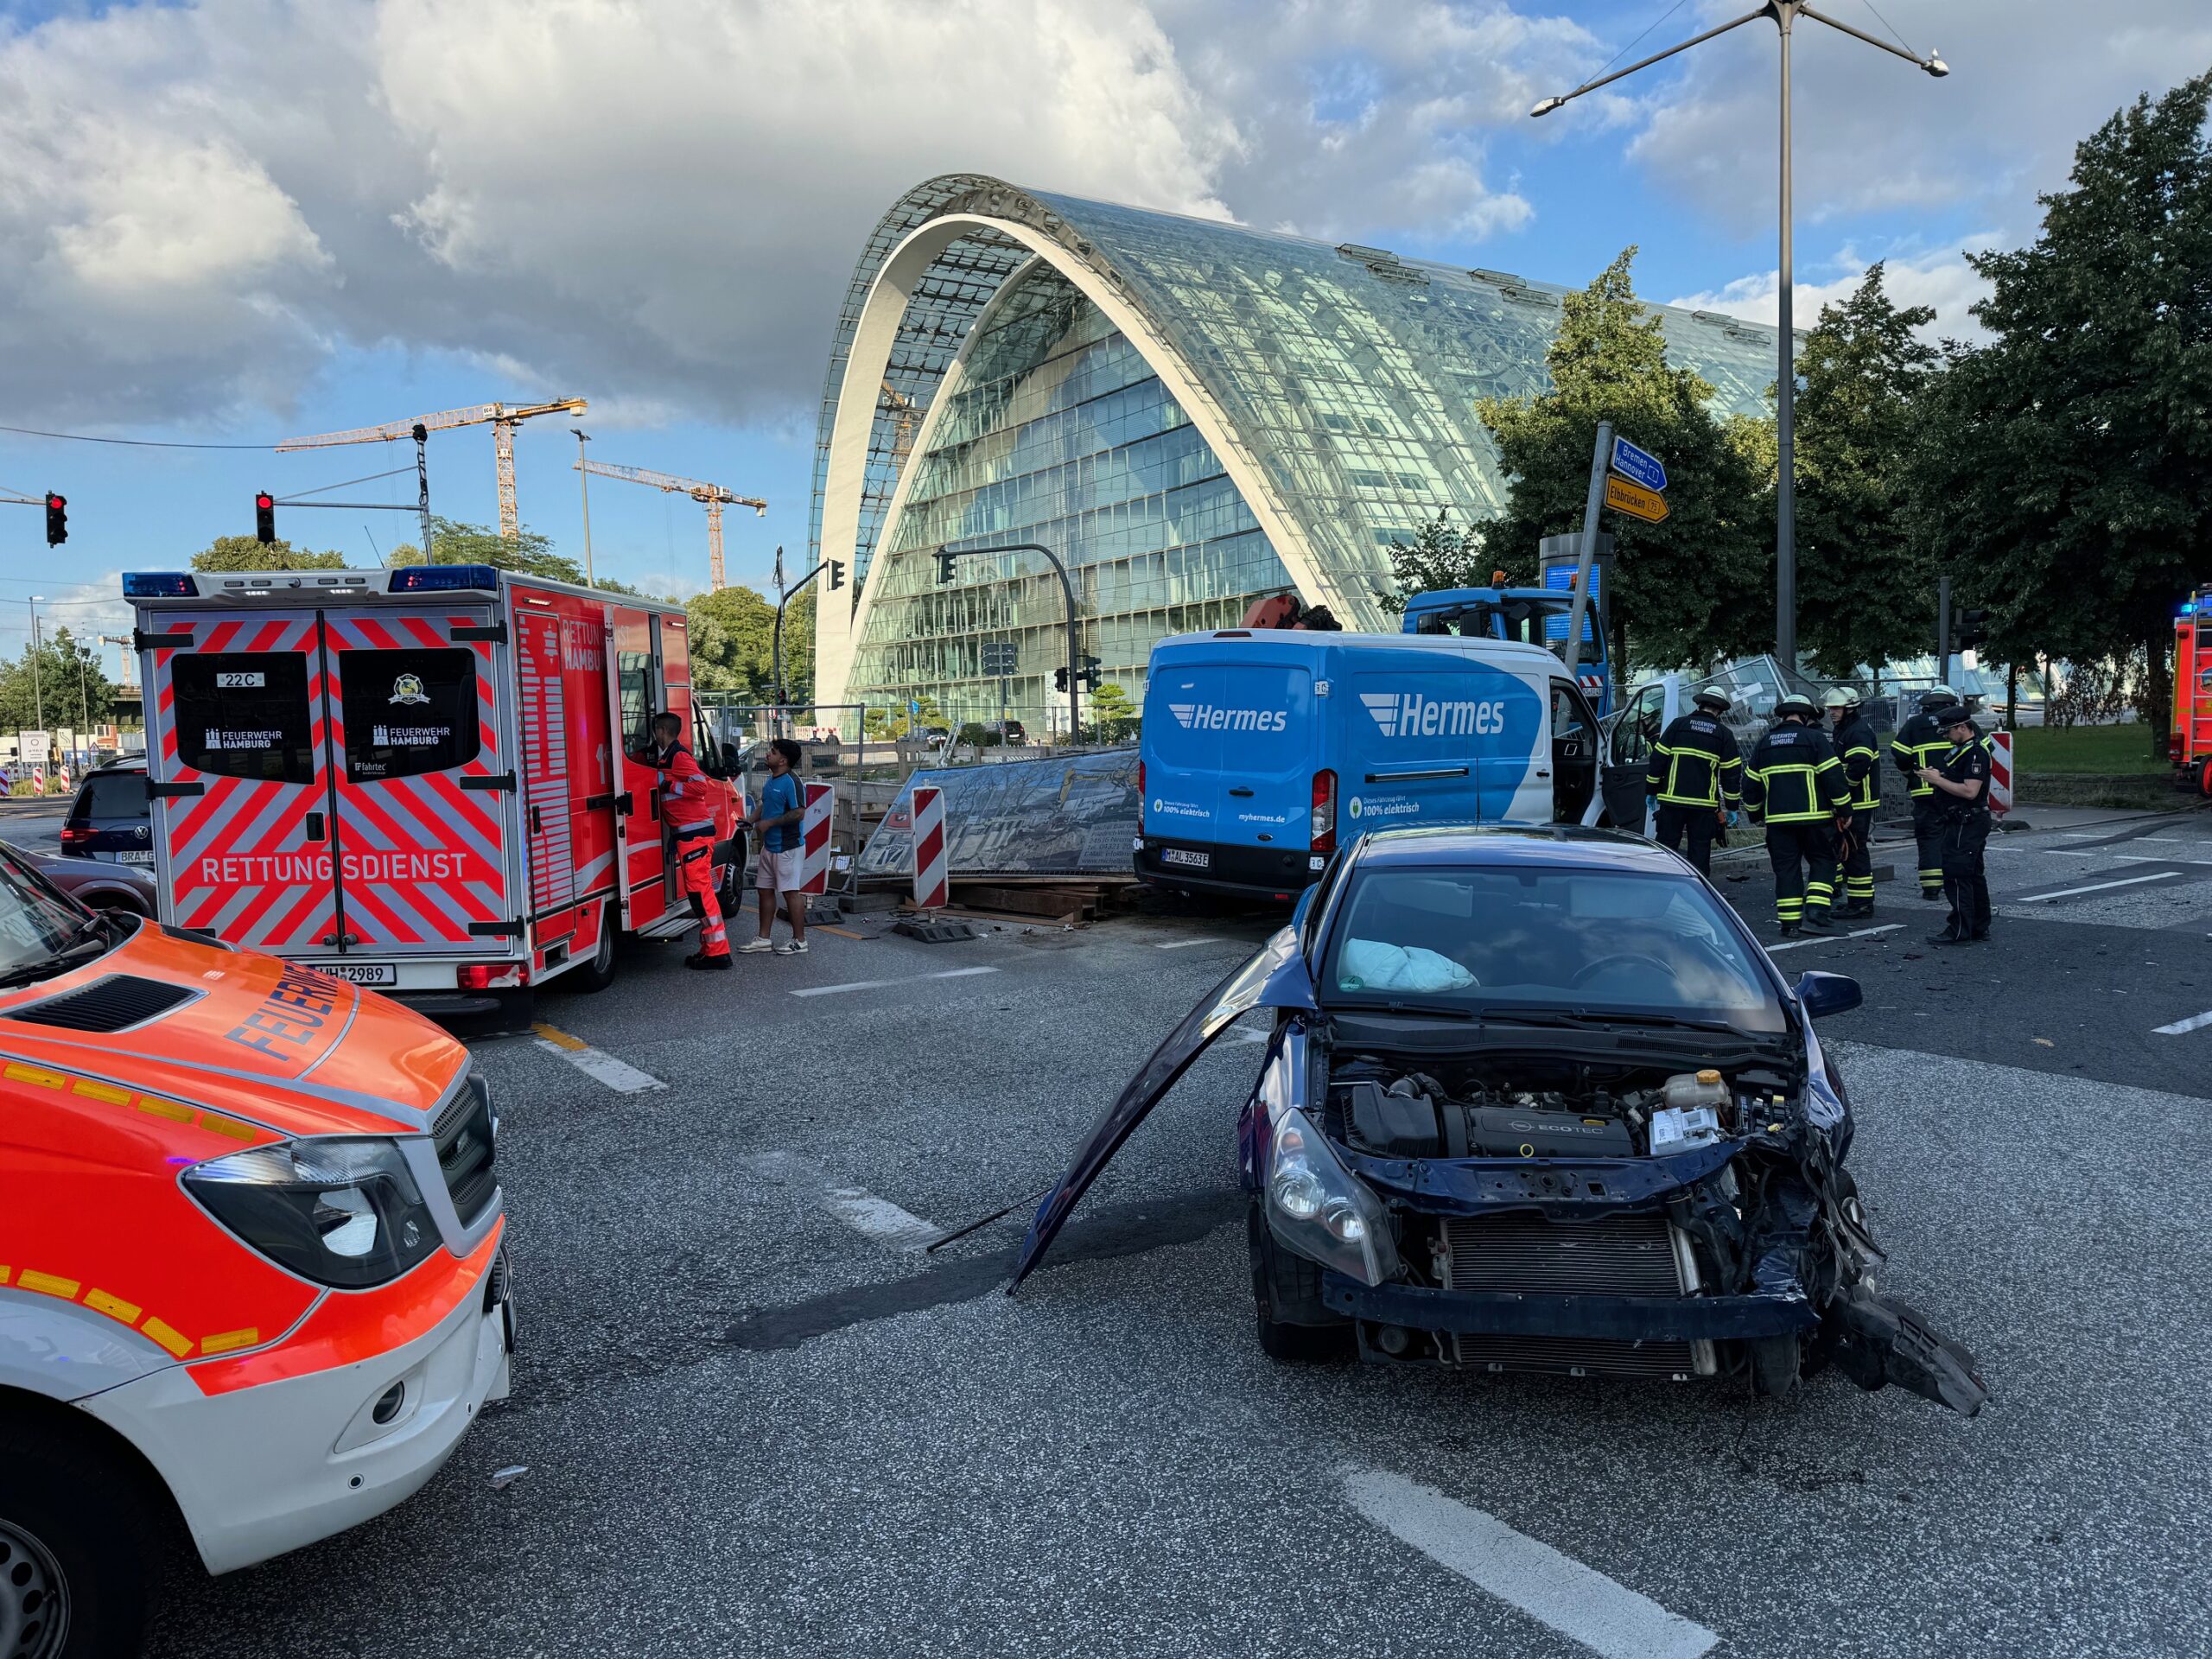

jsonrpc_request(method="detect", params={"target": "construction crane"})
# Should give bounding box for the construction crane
[575,460,766,592]
[881,380,920,465]
[277,398,588,540]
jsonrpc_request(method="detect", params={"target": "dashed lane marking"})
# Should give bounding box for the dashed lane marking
[1764,923,1904,955]
[2018,872,2181,903]
[791,966,1001,999]
[1342,1466,1719,1659]
[1154,937,1222,949]
[531,1023,665,1094]
[2153,1009,2212,1037]
[816,925,865,939]
[745,1151,942,1249]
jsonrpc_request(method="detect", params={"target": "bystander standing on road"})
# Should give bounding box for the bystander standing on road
[1921,706,1993,946]
[740,737,809,956]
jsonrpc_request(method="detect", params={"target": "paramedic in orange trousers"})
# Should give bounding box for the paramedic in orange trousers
[645,711,732,970]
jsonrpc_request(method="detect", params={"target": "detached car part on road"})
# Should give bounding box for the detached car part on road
[1016,825,1986,1415]
[0,842,512,1656]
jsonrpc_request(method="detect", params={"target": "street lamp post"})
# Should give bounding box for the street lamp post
[573,428,596,588]
[1532,3,1945,668]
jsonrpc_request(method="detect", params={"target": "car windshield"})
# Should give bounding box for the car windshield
[1322,862,1786,1034]
[0,844,96,976]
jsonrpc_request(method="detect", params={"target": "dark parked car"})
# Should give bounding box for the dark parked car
[59,756,151,867]
[1014,823,1986,1414]
[14,842,156,915]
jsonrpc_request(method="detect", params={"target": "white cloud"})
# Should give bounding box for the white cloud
[1622,0,2212,237]
[0,0,1567,430]
[1667,236,2005,342]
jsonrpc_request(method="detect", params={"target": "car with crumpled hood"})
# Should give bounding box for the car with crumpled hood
[0,841,511,1656]
[1014,823,1985,1414]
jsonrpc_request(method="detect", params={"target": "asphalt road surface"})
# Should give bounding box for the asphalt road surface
[145,805,2212,1658]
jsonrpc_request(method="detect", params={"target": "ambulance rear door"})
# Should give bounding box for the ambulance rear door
[320,605,518,957]
[607,605,673,930]
[142,609,344,952]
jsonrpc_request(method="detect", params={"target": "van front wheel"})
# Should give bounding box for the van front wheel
[572,903,618,994]
[0,1414,165,1659]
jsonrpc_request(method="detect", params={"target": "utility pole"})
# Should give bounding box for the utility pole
[1565,422,1612,678]
[573,429,595,588]
[1937,573,1953,690]
[1531,3,1946,668]
[27,597,45,734]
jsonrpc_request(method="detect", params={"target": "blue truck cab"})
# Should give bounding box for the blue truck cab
[1134,630,1605,899]
[1399,585,1611,717]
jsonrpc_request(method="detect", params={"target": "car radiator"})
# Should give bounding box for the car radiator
[1439,1212,1716,1378]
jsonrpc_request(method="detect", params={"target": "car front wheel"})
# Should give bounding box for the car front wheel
[0,1413,165,1658]
[1246,1198,1353,1363]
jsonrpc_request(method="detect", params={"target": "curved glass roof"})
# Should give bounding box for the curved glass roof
[811,175,1789,623]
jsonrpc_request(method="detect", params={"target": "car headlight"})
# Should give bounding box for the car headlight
[184,1138,442,1288]
[1263,1106,1400,1287]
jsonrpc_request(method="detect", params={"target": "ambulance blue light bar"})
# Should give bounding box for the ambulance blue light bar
[122,573,199,598]
[391,564,499,593]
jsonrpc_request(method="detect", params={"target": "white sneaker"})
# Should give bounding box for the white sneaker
[736,938,775,954]
[774,938,809,955]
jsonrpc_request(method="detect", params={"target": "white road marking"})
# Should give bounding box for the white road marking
[1342,1466,1719,1659]
[1155,937,1222,949]
[2153,1008,2212,1036]
[791,966,1001,997]
[2018,872,2181,903]
[745,1151,941,1249]
[532,1037,666,1094]
[1765,923,1904,955]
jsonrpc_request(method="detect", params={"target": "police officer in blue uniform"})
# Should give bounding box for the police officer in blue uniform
[1920,705,1993,945]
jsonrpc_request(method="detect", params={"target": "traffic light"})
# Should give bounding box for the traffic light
[254,492,276,544]
[43,493,66,547]
[828,558,846,590]
[1955,607,1989,650]
[935,550,957,585]
[1081,654,1102,690]
[1053,665,1069,693]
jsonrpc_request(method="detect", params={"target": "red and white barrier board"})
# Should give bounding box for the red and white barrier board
[800,782,835,895]
[912,785,947,909]
[1989,729,2012,817]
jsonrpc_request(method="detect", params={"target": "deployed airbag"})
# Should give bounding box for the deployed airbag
[1338,938,1476,994]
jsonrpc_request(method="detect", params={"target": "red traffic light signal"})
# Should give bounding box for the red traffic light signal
[254,492,276,544]
[44,493,66,547]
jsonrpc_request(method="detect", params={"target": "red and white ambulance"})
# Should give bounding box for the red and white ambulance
[126,564,744,1005]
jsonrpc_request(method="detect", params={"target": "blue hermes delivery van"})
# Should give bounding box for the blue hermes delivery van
[1134,631,1604,899]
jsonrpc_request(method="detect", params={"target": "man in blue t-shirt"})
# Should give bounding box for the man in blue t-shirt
[740,738,809,955]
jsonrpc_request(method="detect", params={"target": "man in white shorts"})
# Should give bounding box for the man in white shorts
[740,736,809,955]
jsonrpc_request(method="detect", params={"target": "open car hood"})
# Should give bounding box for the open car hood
[1009,925,1315,1290]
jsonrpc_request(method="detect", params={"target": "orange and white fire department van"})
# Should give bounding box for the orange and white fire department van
[0,842,510,1652]
[125,564,744,1005]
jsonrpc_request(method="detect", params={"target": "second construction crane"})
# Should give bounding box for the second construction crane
[279,398,588,540]
[575,460,766,592]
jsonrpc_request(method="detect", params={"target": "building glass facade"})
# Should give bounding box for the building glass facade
[814,177,1790,721]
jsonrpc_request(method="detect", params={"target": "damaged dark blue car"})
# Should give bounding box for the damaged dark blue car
[1014,825,1986,1414]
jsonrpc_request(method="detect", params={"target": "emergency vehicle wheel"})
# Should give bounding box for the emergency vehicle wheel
[0,1414,163,1658]
[573,903,619,994]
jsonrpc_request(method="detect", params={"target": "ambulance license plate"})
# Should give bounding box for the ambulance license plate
[1160,848,1211,870]
[326,963,397,987]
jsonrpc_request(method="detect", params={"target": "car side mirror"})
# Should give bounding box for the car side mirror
[1795,970,1862,1020]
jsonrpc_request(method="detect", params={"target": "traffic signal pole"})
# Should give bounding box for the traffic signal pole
[937,542,1079,742]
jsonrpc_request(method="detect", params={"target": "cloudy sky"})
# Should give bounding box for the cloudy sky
[1,0,2205,660]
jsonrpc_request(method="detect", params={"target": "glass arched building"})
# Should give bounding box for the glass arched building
[810,175,1785,724]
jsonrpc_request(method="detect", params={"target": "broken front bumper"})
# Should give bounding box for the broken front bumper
[1319,1274,1816,1342]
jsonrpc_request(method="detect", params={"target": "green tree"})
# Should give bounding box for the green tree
[190,536,347,572]
[865,691,941,741]
[687,584,813,705]
[1385,511,1523,607]
[1089,681,1139,741]
[389,518,586,583]
[1477,247,1769,671]
[1787,263,1941,677]
[0,626,115,733]
[1908,74,2212,756]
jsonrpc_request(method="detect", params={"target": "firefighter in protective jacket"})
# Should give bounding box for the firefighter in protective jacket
[1891,684,1956,902]
[646,711,732,969]
[1644,685,1743,875]
[1827,686,1881,917]
[1743,695,1853,937]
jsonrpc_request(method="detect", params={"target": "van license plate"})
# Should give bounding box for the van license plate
[1160,849,1211,870]
[326,963,397,986]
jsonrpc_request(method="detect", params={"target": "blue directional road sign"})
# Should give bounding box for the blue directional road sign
[1611,435,1667,493]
